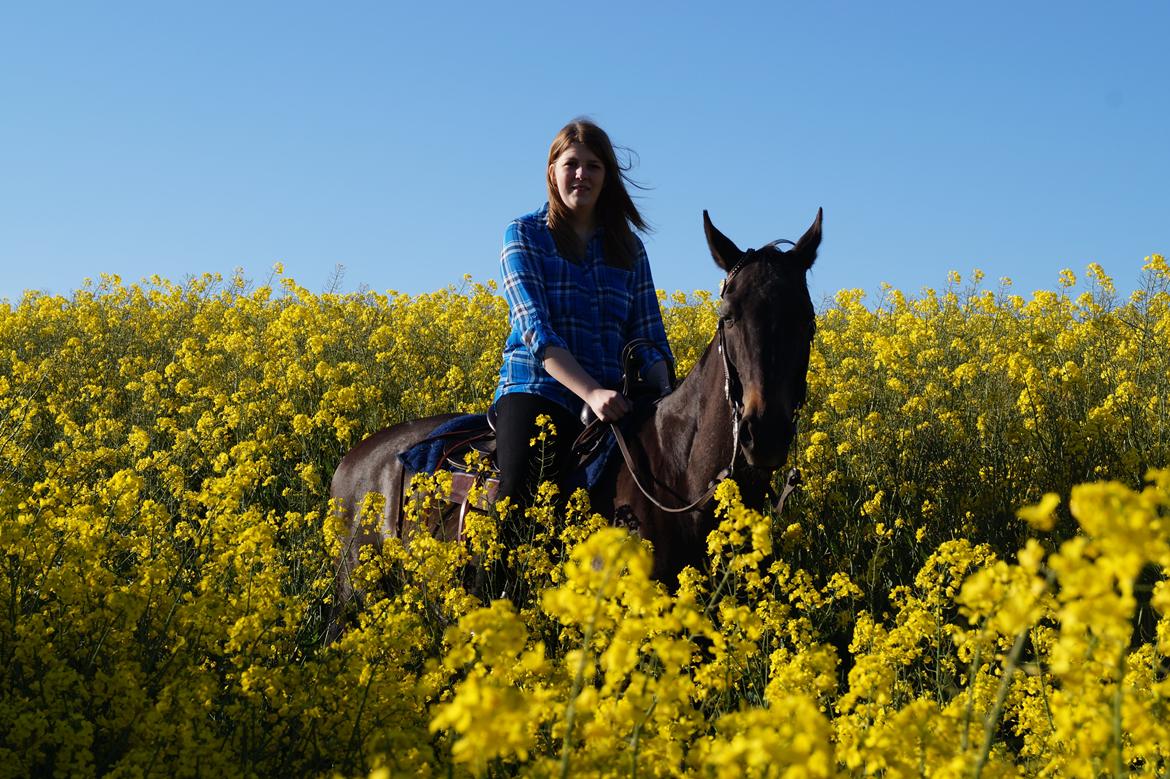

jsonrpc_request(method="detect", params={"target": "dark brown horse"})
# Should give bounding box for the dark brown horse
[327,209,821,624]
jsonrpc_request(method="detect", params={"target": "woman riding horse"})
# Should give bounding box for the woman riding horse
[326,120,821,631]
[492,119,674,512]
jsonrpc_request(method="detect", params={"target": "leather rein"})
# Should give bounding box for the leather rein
[585,244,805,515]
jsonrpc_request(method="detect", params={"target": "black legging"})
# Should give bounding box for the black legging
[492,392,585,510]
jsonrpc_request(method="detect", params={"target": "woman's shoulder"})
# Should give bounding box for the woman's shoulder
[508,203,551,234]
[504,205,557,256]
[630,230,648,256]
[618,230,649,269]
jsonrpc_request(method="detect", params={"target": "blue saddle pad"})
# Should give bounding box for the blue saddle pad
[574,435,617,491]
[397,414,489,473]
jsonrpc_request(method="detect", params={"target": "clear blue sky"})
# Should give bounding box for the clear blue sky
[2,2,1166,306]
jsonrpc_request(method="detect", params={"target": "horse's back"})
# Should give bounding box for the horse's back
[330,413,462,527]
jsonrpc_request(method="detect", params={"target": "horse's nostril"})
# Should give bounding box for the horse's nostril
[741,386,765,419]
[739,424,753,447]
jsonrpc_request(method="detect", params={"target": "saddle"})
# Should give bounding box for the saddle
[436,407,500,518]
[411,339,676,533]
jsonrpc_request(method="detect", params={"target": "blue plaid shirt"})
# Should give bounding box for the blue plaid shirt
[494,204,674,411]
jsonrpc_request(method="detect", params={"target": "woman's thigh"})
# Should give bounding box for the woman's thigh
[493,392,583,504]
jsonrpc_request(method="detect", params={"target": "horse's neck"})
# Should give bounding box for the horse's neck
[640,338,735,487]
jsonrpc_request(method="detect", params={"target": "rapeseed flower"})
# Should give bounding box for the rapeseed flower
[2,263,1169,775]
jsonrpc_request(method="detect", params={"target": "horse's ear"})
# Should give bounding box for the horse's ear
[791,208,822,271]
[704,210,743,272]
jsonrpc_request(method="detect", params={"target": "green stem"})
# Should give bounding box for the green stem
[343,663,378,772]
[973,628,1028,779]
[629,696,658,779]
[960,643,982,753]
[1031,627,1055,734]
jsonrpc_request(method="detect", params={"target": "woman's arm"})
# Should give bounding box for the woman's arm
[542,346,631,422]
[643,359,674,397]
[500,221,570,361]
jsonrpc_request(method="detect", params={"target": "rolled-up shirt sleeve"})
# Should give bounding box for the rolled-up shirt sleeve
[626,237,675,369]
[500,221,569,362]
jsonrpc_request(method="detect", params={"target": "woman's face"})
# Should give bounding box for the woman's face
[552,142,605,219]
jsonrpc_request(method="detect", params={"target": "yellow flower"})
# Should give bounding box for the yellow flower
[1017,491,1060,531]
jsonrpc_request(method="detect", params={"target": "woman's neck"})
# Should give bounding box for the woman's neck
[568,209,597,244]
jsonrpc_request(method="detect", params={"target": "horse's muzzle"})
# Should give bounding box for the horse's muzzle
[738,416,791,470]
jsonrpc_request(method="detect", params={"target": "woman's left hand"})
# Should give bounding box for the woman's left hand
[586,387,631,422]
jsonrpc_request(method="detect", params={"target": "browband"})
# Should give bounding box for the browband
[719,239,795,295]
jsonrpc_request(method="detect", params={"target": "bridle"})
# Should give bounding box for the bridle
[602,243,807,514]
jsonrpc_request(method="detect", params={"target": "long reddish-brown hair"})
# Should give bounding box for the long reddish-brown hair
[546,119,648,269]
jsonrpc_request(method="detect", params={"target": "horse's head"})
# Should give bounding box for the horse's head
[704,208,822,470]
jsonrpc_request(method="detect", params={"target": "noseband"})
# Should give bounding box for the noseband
[716,312,743,477]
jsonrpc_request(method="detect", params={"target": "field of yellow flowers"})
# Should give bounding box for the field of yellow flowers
[1,256,1168,777]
